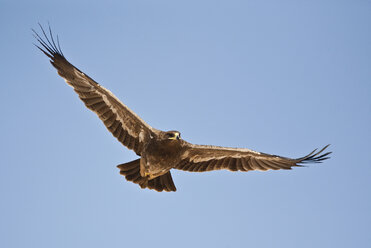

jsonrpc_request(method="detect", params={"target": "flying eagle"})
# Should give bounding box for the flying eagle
[33,25,331,192]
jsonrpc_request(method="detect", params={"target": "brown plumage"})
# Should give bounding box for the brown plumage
[33,25,331,192]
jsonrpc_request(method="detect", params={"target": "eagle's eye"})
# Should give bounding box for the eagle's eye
[166,131,180,140]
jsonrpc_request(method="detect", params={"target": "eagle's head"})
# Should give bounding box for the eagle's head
[163,131,181,141]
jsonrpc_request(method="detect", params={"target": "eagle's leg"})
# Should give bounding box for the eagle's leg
[117,159,177,192]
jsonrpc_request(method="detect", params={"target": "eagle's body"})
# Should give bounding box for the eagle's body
[141,132,183,178]
[33,25,331,192]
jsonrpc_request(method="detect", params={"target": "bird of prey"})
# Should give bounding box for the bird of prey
[33,25,331,192]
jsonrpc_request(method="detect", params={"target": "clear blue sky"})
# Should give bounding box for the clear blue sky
[1,1,370,247]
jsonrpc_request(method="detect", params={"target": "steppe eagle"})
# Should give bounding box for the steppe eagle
[33,25,331,192]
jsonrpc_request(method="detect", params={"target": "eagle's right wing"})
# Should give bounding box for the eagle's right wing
[175,142,331,172]
[33,25,158,155]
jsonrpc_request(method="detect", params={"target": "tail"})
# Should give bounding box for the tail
[117,159,177,192]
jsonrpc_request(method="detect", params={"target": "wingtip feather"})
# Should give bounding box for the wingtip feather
[33,23,64,59]
[297,144,332,165]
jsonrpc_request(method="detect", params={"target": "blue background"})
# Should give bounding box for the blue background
[1,1,370,247]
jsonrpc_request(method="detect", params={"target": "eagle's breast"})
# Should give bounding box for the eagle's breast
[140,138,182,178]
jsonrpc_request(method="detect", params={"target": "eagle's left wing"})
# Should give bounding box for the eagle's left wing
[33,25,158,156]
[175,142,331,172]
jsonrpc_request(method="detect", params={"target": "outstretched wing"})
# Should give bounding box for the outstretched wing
[33,25,158,155]
[175,142,331,172]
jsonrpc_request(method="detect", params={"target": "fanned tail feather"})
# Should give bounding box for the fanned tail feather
[117,159,176,192]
